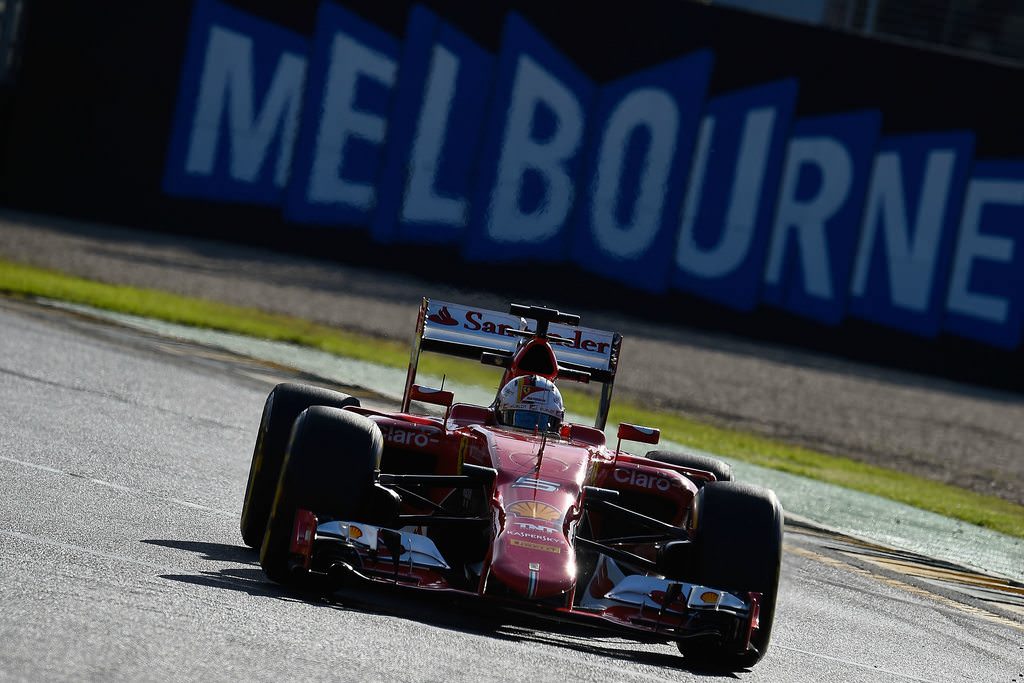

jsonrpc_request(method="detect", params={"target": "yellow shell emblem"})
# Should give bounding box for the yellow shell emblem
[507,500,561,522]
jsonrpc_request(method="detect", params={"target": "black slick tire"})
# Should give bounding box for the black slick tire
[240,383,359,548]
[680,481,783,670]
[259,406,382,585]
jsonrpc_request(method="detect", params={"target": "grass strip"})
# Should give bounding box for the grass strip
[2,258,1022,538]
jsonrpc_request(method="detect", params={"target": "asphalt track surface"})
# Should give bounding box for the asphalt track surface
[2,299,1022,682]
[1,212,1022,508]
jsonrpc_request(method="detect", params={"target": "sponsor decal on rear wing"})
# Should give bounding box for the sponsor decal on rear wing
[423,299,617,373]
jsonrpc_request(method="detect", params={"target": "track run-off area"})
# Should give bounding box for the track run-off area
[1,298,1022,681]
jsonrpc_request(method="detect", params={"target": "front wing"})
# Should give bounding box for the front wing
[289,516,758,649]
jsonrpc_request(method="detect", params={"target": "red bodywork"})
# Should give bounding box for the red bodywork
[325,402,732,643]
[347,405,699,605]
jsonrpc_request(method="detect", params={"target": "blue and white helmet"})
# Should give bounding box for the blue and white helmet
[496,375,564,433]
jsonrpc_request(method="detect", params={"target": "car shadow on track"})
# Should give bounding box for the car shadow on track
[142,539,255,564]
[142,538,744,677]
[142,538,294,601]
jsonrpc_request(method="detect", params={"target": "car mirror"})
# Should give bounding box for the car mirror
[616,423,660,454]
[409,384,454,410]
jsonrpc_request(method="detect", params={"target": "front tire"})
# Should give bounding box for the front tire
[240,383,359,548]
[259,406,382,585]
[679,481,783,670]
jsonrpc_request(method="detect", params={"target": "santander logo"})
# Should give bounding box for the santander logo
[426,301,612,356]
[427,305,460,326]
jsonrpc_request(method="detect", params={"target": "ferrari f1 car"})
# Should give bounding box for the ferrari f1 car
[240,299,784,670]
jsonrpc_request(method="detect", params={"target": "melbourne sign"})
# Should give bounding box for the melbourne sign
[164,0,1024,350]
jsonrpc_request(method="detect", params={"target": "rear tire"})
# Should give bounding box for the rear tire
[240,383,359,548]
[679,481,783,670]
[259,406,382,585]
[647,449,734,485]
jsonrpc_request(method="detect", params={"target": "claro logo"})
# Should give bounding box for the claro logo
[164,0,1024,351]
[613,468,671,492]
[381,423,439,449]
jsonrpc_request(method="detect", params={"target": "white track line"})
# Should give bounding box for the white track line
[0,454,235,517]
[0,529,177,573]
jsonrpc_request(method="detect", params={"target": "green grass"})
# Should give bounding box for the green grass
[3,258,1022,538]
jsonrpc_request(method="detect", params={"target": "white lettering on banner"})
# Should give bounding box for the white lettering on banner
[487,55,584,243]
[765,136,854,298]
[613,468,671,492]
[947,179,1024,323]
[851,150,957,311]
[676,107,776,278]
[307,33,396,207]
[401,44,467,226]
[591,88,679,259]
[186,26,306,187]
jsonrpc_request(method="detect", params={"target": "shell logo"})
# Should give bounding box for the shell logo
[507,500,561,522]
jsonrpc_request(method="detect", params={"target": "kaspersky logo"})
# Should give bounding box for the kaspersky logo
[164,0,1024,352]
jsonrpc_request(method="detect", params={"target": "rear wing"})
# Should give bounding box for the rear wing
[402,298,622,429]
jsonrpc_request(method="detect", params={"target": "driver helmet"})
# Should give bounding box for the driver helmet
[496,375,564,433]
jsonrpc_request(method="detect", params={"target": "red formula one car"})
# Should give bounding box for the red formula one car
[240,299,784,670]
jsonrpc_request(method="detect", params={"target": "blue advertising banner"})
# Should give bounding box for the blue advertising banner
[761,110,881,324]
[371,6,494,244]
[943,161,1024,349]
[569,51,713,293]
[462,13,595,263]
[847,132,975,337]
[672,80,798,311]
[159,1,1024,354]
[284,2,399,227]
[163,0,309,205]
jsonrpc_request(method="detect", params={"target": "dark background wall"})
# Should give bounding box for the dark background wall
[2,0,1023,390]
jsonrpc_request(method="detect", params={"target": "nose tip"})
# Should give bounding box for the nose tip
[488,531,575,599]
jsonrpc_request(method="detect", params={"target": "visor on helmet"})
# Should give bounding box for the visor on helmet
[502,409,561,433]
